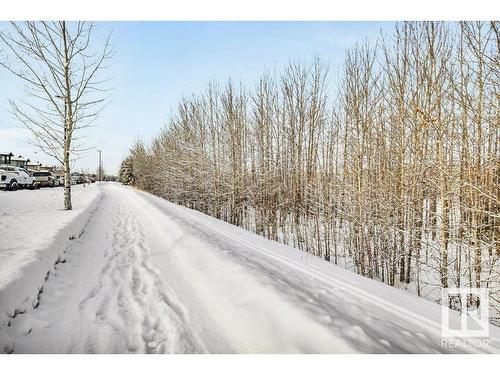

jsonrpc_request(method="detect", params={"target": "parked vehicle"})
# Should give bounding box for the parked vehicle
[70,173,85,184]
[0,165,40,190]
[55,175,62,186]
[31,171,60,187]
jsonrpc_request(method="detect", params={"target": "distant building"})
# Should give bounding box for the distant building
[3,151,63,175]
[1,152,30,169]
[0,152,14,165]
[10,156,30,169]
[27,162,57,173]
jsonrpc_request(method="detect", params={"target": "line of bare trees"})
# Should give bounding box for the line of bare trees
[120,21,499,322]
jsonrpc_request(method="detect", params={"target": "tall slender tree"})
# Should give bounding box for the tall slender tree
[0,21,112,209]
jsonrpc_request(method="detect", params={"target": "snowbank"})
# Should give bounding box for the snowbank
[0,184,102,331]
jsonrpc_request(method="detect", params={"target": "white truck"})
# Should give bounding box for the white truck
[0,165,40,191]
[31,171,61,188]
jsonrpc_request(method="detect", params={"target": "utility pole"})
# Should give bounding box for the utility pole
[97,149,102,182]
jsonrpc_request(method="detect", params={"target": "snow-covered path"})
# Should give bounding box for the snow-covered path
[1,184,202,353]
[2,183,500,353]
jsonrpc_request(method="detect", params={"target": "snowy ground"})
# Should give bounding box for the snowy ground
[0,184,101,332]
[1,183,499,353]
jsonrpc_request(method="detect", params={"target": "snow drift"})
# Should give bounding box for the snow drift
[0,185,101,337]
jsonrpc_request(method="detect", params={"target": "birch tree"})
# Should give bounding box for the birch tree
[0,21,112,210]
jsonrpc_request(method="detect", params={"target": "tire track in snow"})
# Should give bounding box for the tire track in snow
[133,189,500,353]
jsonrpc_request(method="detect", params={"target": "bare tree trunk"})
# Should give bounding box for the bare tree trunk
[62,21,73,210]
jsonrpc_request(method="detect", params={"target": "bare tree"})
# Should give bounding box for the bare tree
[0,21,112,210]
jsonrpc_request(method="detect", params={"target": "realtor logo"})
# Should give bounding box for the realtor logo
[442,288,489,338]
